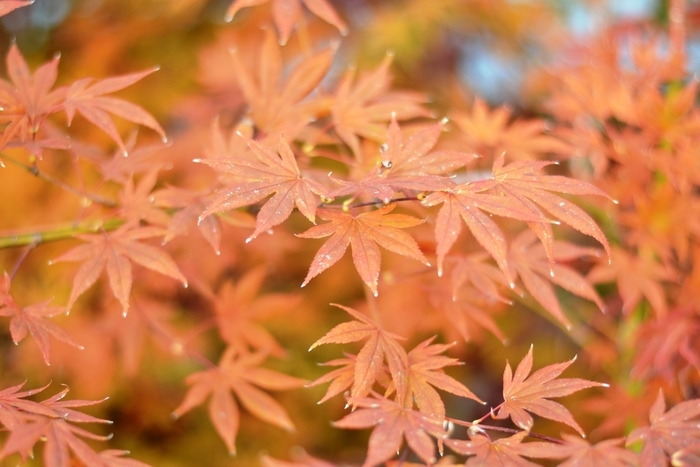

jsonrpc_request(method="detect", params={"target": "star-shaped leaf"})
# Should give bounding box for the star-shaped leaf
[331,116,474,202]
[494,345,607,436]
[309,304,407,402]
[51,225,187,314]
[199,134,331,242]
[626,389,700,467]
[172,347,305,455]
[333,395,447,467]
[297,204,428,295]
[446,431,551,467]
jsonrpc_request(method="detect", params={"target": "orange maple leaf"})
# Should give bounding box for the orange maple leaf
[331,54,429,159]
[172,347,305,455]
[226,0,347,45]
[0,273,82,365]
[63,68,166,156]
[51,225,187,314]
[331,116,475,202]
[297,204,429,295]
[333,395,447,467]
[494,345,607,436]
[199,134,331,242]
[229,30,335,134]
[309,304,407,402]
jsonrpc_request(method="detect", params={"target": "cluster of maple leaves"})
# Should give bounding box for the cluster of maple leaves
[2,0,700,465]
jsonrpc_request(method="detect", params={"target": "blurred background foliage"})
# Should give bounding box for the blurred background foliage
[0,0,697,466]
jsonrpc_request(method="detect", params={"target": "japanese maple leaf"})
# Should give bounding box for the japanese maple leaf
[0,386,148,467]
[588,247,674,318]
[403,337,484,420]
[626,390,700,467]
[309,304,408,402]
[51,225,187,314]
[331,54,430,159]
[154,186,232,255]
[306,354,356,404]
[451,98,570,161]
[469,153,611,263]
[529,434,639,467]
[0,44,65,149]
[422,182,545,280]
[0,381,55,430]
[0,1,33,17]
[172,347,305,455]
[448,253,511,304]
[331,116,475,202]
[0,272,82,365]
[298,204,429,295]
[62,67,166,156]
[226,0,347,45]
[205,266,301,357]
[117,167,170,227]
[508,230,604,328]
[229,30,335,133]
[446,431,553,467]
[494,345,607,436]
[198,134,331,242]
[333,395,447,467]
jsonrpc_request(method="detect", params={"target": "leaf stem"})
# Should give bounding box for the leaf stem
[0,152,117,207]
[0,218,124,249]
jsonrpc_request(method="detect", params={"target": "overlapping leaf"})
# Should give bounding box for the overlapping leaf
[446,431,550,467]
[626,390,700,467]
[309,304,407,402]
[508,230,604,328]
[298,204,428,295]
[199,134,331,242]
[172,347,305,455]
[529,434,638,467]
[468,153,611,263]
[333,395,447,467]
[229,29,335,132]
[51,225,187,314]
[0,384,150,467]
[494,345,606,435]
[331,116,475,202]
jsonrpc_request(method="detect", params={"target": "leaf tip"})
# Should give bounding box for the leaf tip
[170,412,179,420]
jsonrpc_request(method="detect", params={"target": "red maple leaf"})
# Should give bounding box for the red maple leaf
[172,347,305,455]
[333,395,447,467]
[331,116,475,202]
[297,204,429,295]
[51,225,187,314]
[626,390,700,467]
[309,304,407,402]
[494,345,606,436]
[198,134,331,242]
[226,0,347,46]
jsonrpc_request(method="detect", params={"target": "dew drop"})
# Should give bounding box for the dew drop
[559,202,565,207]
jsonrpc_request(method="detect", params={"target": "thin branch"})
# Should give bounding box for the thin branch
[0,218,124,249]
[447,417,565,445]
[320,196,421,210]
[0,152,117,207]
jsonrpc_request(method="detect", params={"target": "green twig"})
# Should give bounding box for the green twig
[0,218,124,249]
